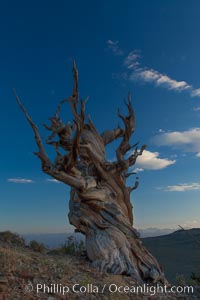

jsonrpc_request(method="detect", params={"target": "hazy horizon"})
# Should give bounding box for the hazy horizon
[1,225,199,236]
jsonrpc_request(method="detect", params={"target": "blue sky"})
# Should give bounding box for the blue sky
[1,0,200,233]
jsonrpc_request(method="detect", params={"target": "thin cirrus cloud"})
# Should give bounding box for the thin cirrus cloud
[106,40,124,56]
[183,220,200,227]
[191,88,200,97]
[162,182,200,192]
[132,167,144,173]
[7,178,34,184]
[135,150,176,170]
[107,40,200,98]
[193,107,200,111]
[46,178,60,183]
[131,68,191,92]
[152,128,200,157]
[7,178,61,184]
[124,50,141,67]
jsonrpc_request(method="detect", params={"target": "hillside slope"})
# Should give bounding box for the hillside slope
[0,231,199,300]
[142,228,200,283]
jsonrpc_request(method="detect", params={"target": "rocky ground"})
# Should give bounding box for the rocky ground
[0,232,199,300]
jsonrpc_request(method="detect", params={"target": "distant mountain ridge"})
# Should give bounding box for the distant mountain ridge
[22,232,84,248]
[139,227,175,238]
[142,228,200,282]
[22,227,176,248]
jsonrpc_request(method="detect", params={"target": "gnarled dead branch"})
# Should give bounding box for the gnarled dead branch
[15,63,167,285]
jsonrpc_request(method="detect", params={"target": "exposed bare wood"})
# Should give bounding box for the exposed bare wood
[13,89,52,172]
[14,90,85,190]
[15,64,168,285]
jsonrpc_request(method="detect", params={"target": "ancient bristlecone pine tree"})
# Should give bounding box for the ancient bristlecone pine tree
[15,63,167,284]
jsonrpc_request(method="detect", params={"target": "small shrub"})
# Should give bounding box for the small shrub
[189,272,200,286]
[29,240,45,253]
[47,248,66,255]
[0,231,25,247]
[47,236,85,256]
[175,274,187,286]
[62,236,85,256]
[175,272,200,287]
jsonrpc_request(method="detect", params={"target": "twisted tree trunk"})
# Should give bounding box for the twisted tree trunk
[15,62,167,284]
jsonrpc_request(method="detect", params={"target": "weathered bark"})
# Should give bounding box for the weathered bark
[15,62,167,284]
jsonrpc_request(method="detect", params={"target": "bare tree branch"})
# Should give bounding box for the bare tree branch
[13,89,52,172]
[14,89,86,190]
[116,93,136,162]
[15,64,167,285]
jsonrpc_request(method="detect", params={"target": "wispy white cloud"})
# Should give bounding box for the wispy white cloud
[106,40,124,56]
[124,50,141,67]
[125,51,200,96]
[152,128,200,156]
[193,107,200,111]
[7,178,34,184]
[182,219,200,227]
[132,167,144,173]
[46,178,60,183]
[191,88,200,97]
[132,68,191,91]
[135,150,176,170]
[108,40,200,98]
[162,182,200,192]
